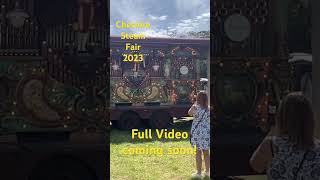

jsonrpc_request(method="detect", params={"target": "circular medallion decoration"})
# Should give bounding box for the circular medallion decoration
[180,66,189,75]
[224,13,251,42]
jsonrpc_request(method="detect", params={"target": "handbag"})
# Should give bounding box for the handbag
[189,108,208,144]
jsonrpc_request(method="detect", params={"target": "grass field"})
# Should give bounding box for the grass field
[110,120,267,180]
[110,121,208,180]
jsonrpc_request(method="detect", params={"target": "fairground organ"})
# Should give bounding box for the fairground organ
[212,0,291,131]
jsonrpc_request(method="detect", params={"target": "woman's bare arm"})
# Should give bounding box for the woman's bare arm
[249,137,273,173]
[188,104,196,116]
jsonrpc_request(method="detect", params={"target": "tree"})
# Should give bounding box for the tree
[167,29,210,38]
[187,31,210,38]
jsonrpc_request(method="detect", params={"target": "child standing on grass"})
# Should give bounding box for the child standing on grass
[188,91,210,179]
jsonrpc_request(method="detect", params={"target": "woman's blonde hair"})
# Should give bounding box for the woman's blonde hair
[276,92,314,149]
[196,91,208,109]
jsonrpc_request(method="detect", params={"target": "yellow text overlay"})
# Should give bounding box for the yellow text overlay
[122,146,196,157]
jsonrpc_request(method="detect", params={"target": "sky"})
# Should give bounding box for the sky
[110,0,210,38]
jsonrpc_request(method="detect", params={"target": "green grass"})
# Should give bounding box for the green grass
[110,121,208,180]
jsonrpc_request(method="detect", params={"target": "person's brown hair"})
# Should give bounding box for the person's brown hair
[276,92,314,149]
[196,91,208,109]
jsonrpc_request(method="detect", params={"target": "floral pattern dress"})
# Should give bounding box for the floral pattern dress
[267,136,320,180]
[190,105,210,150]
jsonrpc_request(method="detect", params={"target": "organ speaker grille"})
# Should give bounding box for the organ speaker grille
[212,0,273,57]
